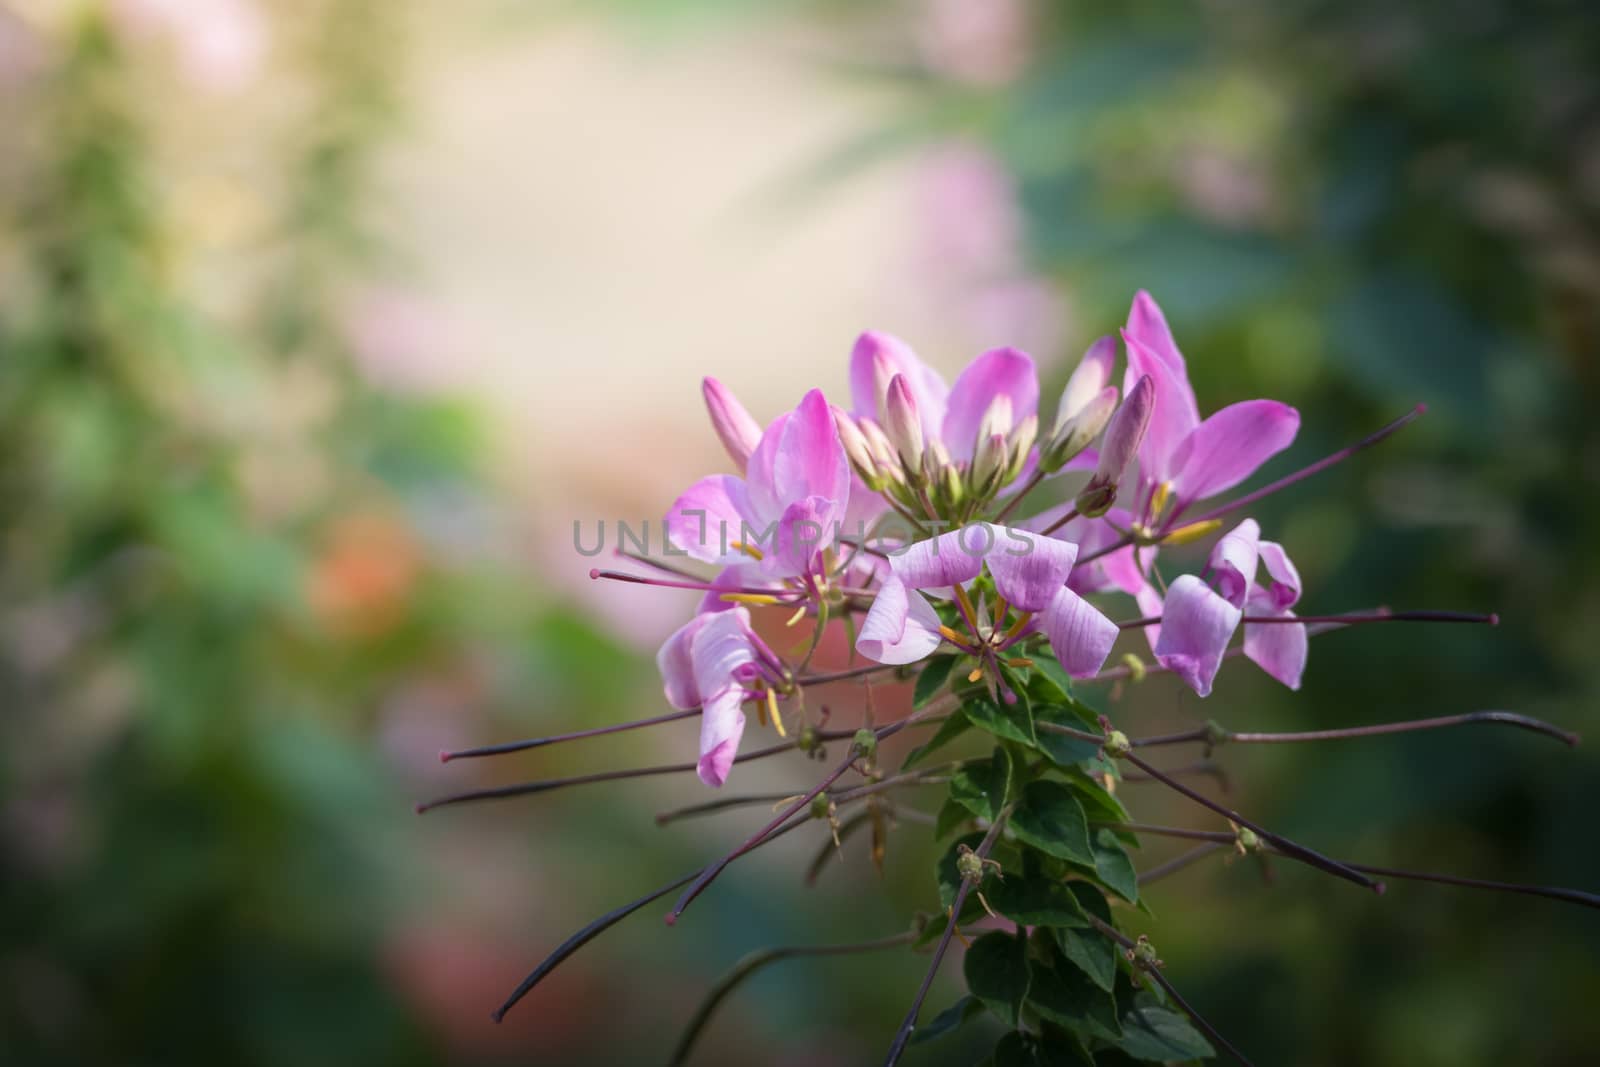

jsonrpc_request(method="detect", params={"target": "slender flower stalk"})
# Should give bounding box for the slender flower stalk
[882,804,1014,1067]
[1085,915,1256,1067]
[439,708,702,763]
[669,932,918,1066]
[1128,710,1580,750]
[1138,842,1229,886]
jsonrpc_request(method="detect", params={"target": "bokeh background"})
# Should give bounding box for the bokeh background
[2,1,1598,1065]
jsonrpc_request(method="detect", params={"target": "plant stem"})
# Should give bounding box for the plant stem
[439,708,702,762]
[1138,843,1228,887]
[669,932,918,1066]
[990,471,1045,524]
[882,804,1014,1067]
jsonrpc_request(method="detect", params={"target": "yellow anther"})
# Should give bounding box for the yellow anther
[754,692,770,726]
[1005,657,1034,668]
[938,625,969,647]
[731,540,765,561]
[766,688,786,738]
[784,604,808,627]
[1160,519,1224,546]
[719,592,782,606]
[967,667,984,684]
[1120,653,1147,683]
[952,582,978,625]
[1148,481,1173,520]
[1000,611,1033,644]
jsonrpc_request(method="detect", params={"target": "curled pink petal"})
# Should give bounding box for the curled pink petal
[769,496,842,578]
[1153,575,1242,697]
[1257,539,1302,610]
[696,689,746,787]
[941,347,1038,462]
[657,613,714,709]
[1056,335,1117,426]
[1209,518,1261,609]
[1125,289,1192,381]
[856,576,943,665]
[1170,399,1300,502]
[985,525,1078,613]
[1042,587,1119,678]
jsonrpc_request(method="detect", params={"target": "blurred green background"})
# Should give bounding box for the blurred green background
[1,1,1596,1065]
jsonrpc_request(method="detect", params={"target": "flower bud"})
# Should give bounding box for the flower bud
[832,407,882,489]
[851,728,878,759]
[955,846,986,883]
[1039,385,1116,473]
[1054,335,1115,431]
[972,394,1014,459]
[702,377,762,474]
[858,417,904,486]
[1074,375,1153,516]
[1095,374,1153,486]
[971,431,1008,499]
[1102,729,1132,759]
[884,375,925,482]
[1005,413,1037,484]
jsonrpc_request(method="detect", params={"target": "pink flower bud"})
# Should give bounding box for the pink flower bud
[884,374,925,477]
[701,377,762,474]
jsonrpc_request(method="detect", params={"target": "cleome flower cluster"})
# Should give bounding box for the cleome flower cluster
[424,292,1592,1066]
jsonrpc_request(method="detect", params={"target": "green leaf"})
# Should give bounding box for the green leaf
[964,931,1031,1027]
[1027,942,1121,1040]
[1090,828,1140,904]
[1026,656,1074,704]
[1067,769,1134,830]
[913,654,960,707]
[903,709,971,769]
[992,1026,1094,1067]
[982,856,1088,928]
[965,694,1037,748]
[1056,885,1120,992]
[1114,1005,1215,1062]
[934,796,973,840]
[911,994,985,1046]
[950,747,1012,821]
[1009,780,1092,864]
[1034,704,1102,767]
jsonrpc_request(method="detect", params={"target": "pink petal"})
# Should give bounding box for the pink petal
[701,377,762,474]
[1124,290,1191,380]
[1170,399,1299,503]
[656,613,714,709]
[889,524,992,589]
[1153,575,1242,697]
[1257,539,1302,610]
[696,688,747,787]
[1121,331,1199,485]
[1243,590,1306,690]
[855,576,943,665]
[941,347,1038,462]
[1042,587,1119,678]
[985,525,1078,613]
[665,474,757,566]
[849,331,948,438]
[768,389,851,518]
[690,607,758,694]
[1208,518,1260,609]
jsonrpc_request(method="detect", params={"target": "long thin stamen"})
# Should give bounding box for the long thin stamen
[1138,842,1228,886]
[1115,608,1497,630]
[882,804,1013,1067]
[440,708,702,762]
[1184,403,1428,531]
[669,932,917,1066]
[1076,405,1425,569]
[1132,710,1579,750]
[1121,750,1383,893]
[615,548,705,581]
[589,567,795,599]
[1085,915,1256,1067]
[663,703,952,925]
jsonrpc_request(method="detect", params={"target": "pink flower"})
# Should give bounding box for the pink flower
[664,389,850,580]
[1150,518,1307,696]
[1122,291,1300,521]
[849,333,1039,466]
[855,523,1118,679]
[656,607,778,787]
